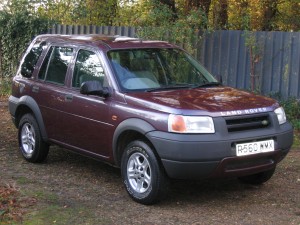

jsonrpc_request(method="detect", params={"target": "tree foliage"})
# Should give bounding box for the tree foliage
[0,1,299,33]
[118,0,207,53]
[226,0,300,31]
[0,0,52,78]
[37,0,118,26]
[119,0,300,32]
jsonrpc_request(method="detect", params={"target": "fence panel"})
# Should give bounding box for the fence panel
[48,25,137,37]
[48,25,300,99]
[199,30,300,99]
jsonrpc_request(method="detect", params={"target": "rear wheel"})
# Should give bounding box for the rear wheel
[121,140,167,205]
[238,168,276,185]
[18,114,49,163]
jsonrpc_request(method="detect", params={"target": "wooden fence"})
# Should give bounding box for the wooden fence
[48,25,300,99]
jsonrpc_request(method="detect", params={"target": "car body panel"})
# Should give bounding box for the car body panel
[123,87,278,117]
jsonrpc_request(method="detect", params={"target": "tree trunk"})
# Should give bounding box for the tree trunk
[213,0,228,29]
[185,0,212,17]
[261,0,278,31]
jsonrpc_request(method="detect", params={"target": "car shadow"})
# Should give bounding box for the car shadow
[46,145,266,206]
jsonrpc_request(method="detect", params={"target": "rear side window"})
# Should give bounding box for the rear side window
[20,40,47,77]
[38,47,53,80]
[38,46,73,85]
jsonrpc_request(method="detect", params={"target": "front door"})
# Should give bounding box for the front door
[60,49,113,158]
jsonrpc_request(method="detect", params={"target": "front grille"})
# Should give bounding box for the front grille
[225,113,270,132]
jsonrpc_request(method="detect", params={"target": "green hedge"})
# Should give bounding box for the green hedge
[0,10,52,79]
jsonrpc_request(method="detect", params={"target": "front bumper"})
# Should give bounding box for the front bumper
[146,120,293,180]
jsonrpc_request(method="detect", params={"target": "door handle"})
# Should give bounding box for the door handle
[65,94,73,102]
[32,86,39,93]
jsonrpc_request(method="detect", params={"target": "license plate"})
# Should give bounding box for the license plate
[236,140,274,156]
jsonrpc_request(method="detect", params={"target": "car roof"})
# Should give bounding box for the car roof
[35,34,176,50]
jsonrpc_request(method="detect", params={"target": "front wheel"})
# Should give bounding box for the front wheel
[121,140,167,205]
[18,113,49,163]
[238,168,276,185]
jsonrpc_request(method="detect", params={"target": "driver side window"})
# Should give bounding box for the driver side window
[72,49,107,88]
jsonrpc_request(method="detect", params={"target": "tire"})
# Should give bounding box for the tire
[121,140,167,205]
[18,113,49,163]
[238,168,276,185]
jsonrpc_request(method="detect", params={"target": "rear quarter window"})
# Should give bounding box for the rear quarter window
[20,40,47,77]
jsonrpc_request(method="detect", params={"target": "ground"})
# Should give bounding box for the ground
[0,96,299,225]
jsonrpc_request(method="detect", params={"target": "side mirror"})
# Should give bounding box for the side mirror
[80,80,109,97]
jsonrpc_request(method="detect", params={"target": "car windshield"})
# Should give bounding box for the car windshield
[108,48,218,92]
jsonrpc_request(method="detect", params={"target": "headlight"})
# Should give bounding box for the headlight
[168,114,215,133]
[274,107,286,125]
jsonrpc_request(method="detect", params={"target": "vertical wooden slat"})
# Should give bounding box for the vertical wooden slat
[281,32,292,99]
[290,34,300,97]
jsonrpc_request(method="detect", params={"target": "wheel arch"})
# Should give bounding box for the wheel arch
[15,96,48,142]
[112,118,156,167]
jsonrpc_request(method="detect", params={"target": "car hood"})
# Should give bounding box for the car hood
[124,86,279,117]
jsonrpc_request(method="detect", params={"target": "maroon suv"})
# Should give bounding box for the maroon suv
[9,35,293,204]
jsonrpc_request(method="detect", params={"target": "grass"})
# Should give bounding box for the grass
[24,204,113,225]
[0,182,113,225]
[16,177,31,185]
[0,183,23,223]
[293,131,300,148]
[22,187,113,225]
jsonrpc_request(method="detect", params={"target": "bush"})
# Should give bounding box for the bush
[269,93,300,131]
[279,97,300,130]
[0,77,11,96]
[0,10,52,79]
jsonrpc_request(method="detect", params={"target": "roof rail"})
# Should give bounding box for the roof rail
[113,36,141,42]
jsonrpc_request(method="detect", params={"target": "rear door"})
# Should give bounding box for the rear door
[33,45,74,143]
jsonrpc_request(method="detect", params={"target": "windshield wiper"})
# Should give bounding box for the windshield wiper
[145,85,191,92]
[191,82,221,88]
[145,82,220,92]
